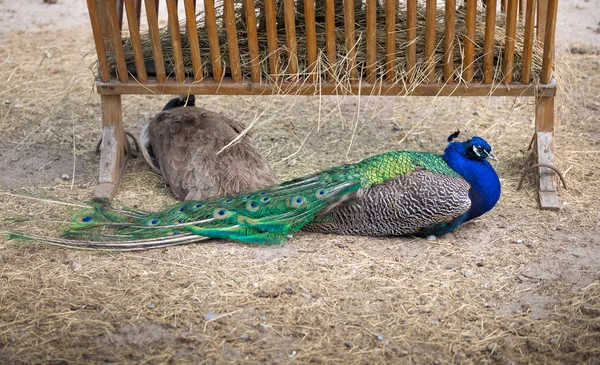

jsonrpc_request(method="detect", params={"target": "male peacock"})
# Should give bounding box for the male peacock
[140,95,280,201]
[9,132,500,250]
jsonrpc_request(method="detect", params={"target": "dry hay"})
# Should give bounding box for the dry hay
[108,0,545,86]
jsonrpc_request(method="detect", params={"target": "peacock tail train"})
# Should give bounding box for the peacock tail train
[7,136,501,251]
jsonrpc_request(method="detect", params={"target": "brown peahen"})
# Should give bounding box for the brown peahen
[140,95,280,201]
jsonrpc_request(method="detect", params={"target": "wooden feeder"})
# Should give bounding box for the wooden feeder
[86,0,561,209]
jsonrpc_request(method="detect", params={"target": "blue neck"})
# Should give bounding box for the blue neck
[443,142,501,222]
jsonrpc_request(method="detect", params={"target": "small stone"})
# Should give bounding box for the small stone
[70,261,82,271]
[288,350,297,358]
[168,271,175,276]
[462,269,474,277]
[61,174,70,181]
[8,337,15,343]
[427,235,437,241]
[204,312,218,321]
[147,303,156,310]
[187,343,195,350]
[209,281,216,287]
[301,292,312,300]
[515,239,524,244]
[12,104,24,109]
[376,334,384,341]
[258,323,268,333]
[28,212,34,217]
[252,282,258,287]
[392,125,402,131]
[473,111,480,116]
[240,333,251,341]
[344,341,353,348]
[259,315,267,322]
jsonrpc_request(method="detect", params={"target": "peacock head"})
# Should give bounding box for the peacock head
[447,131,498,162]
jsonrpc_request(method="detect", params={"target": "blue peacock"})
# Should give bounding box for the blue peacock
[8,132,501,250]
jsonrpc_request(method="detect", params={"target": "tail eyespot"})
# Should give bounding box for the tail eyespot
[289,197,305,208]
[148,219,159,226]
[213,209,230,219]
[246,201,260,212]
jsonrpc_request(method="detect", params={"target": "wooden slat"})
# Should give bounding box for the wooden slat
[520,0,536,83]
[86,0,110,82]
[424,0,436,83]
[144,0,167,82]
[501,0,507,11]
[343,0,357,80]
[223,0,242,82]
[264,0,280,79]
[325,0,337,80]
[204,0,224,81]
[124,0,147,82]
[406,0,417,82]
[304,0,318,82]
[97,79,551,97]
[107,0,129,82]
[537,0,548,42]
[366,0,377,83]
[443,0,456,82]
[463,0,476,83]
[184,0,204,81]
[166,0,185,82]
[502,0,518,83]
[385,0,396,82]
[540,0,558,83]
[284,0,299,79]
[244,0,261,83]
[535,97,559,209]
[483,0,497,83]
[117,0,124,29]
[135,0,142,23]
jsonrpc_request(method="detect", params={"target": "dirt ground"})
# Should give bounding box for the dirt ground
[1,0,600,364]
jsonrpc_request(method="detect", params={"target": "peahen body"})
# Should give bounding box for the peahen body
[140,95,280,201]
[9,134,501,250]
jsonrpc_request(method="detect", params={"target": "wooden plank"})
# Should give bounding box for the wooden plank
[304,0,318,82]
[244,0,261,83]
[385,0,396,83]
[264,0,280,79]
[166,0,186,82]
[463,0,476,83]
[107,0,129,82]
[521,0,536,84]
[325,0,337,80]
[483,0,497,83]
[96,78,549,97]
[443,0,455,83]
[406,0,417,82]
[117,0,124,29]
[144,0,167,82]
[124,0,147,83]
[223,0,242,82]
[284,0,298,79]
[502,0,518,83]
[535,95,558,210]
[204,0,224,81]
[344,0,357,80]
[94,95,126,203]
[365,0,377,83]
[184,0,204,81]
[86,0,111,82]
[540,0,558,83]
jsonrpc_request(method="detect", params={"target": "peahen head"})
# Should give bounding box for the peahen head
[162,95,196,111]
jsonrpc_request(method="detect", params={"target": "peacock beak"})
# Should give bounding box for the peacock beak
[485,150,498,162]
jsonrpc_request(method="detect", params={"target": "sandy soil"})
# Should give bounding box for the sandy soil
[0,1,599,364]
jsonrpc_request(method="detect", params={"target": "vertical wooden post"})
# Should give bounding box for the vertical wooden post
[124,0,147,83]
[87,0,111,82]
[223,0,242,82]
[284,0,299,80]
[366,0,377,83]
[184,0,204,81]
[502,0,518,83]
[304,0,318,82]
[204,0,224,81]
[535,0,559,210]
[166,0,186,82]
[245,0,261,83]
[94,95,127,203]
[520,0,536,84]
[424,0,436,83]
[145,0,167,82]
[264,0,280,80]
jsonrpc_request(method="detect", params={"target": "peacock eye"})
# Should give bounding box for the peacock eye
[477,147,484,154]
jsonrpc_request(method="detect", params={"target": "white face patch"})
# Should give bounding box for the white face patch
[472,145,481,157]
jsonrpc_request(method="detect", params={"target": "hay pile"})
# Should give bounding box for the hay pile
[112,0,544,86]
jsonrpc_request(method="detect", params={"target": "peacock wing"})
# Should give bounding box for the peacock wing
[305,168,471,236]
